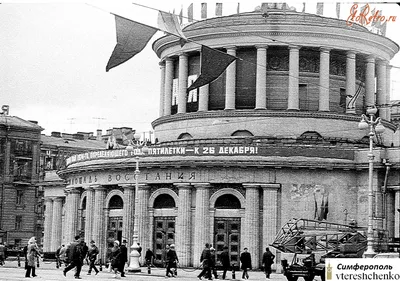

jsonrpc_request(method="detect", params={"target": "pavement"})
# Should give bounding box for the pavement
[0,260,288,281]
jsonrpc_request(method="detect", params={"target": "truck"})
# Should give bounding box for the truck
[270,218,367,281]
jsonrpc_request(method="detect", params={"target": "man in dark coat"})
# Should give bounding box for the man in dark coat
[219,246,231,280]
[197,243,212,280]
[262,247,275,279]
[145,248,155,266]
[165,244,179,277]
[119,240,128,277]
[87,240,99,275]
[63,235,84,279]
[240,247,252,280]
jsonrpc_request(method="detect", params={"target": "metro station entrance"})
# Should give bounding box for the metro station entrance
[214,218,241,267]
[153,216,176,266]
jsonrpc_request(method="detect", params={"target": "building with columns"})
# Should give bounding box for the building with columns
[44,6,400,269]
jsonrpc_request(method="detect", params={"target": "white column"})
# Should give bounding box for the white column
[346,51,356,113]
[365,55,376,108]
[178,53,188,114]
[319,47,330,111]
[121,184,135,250]
[164,58,174,116]
[198,85,209,111]
[395,188,400,239]
[84,186,95,245]
[51,197,63,251]
[288,45,300,110]
[386,65,392,121]
[262,184,280,270]
[159,61,166,117]
[92,185,106,261]
[243,184,260,268]
[376,60,388,119]
[174,183,192,266]
[255,45,268,109]
[137,184,150,265]
[43,198,53,252]
[193,183,210,267]
[225,46,236,110]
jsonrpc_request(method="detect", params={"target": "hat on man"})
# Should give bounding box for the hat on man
[90,240,95,244]
[210,247,215,251]
[170,244,175,248]
[114,240,120,246]
[122,239,127,243]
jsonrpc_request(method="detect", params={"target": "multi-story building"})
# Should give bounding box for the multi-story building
[0,105,43,248]
[45,5,399,269]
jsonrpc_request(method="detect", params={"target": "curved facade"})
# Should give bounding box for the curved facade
[45,7,400,270]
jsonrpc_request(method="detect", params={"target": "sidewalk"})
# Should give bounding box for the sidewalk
[0,260,287,281]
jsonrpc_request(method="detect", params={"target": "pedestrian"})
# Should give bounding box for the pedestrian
[145,248,155,267]
[0,242,6,266]
[59,244,67,266]
[119,240,128,277]
[219,246,230,280]
[262,247,275,279]
[163,245,170,268]
[165,244,179,278]
[63,235,84,279]
[87,240,99,275]
[25,237,41,278]
[110,240,122,278]
[198,243,212,280]
[240,248,252,280]
[55,245,63,268]
[210,247,218,279]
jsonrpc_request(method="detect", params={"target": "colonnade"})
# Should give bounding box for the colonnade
[43,182,281,268]
[158,46,391,120]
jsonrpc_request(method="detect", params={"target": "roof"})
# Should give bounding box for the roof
[0,115,43,131]
[41,134,106,150]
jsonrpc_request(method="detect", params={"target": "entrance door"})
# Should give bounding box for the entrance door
[214,218,241,267]
[153,217,175,266]
[107,217,123,248]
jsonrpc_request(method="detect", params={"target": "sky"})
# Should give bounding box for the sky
[1,0,400,136]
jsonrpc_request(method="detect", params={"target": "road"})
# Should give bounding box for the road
[0,260,288,281]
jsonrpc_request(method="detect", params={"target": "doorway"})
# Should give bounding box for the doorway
[153,216,176,266]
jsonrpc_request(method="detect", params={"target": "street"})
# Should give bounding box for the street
[0,261,288,281]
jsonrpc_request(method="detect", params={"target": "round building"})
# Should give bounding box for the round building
[45,6,400,269]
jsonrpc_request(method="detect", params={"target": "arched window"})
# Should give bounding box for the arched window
[109,195,123,209]
[299,131,322,139]
[215,194,241,209]
[231,130,253,137]
[82,197,86,209]
[178,133,193,140]
[153,194,176,208]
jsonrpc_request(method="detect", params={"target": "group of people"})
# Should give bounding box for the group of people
[197,244,275,280]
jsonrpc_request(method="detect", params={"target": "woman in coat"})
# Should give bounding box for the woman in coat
[110,240,122,278]
[25,237,41,278]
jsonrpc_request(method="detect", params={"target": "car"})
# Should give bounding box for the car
[373,252,400,258]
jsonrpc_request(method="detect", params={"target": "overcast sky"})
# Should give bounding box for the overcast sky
[1,0,399,136]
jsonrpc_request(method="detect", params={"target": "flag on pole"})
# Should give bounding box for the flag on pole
[215,3,223,17]
[302,2,306,13]
[187,45,236,93]
[179,7,183,24]
[336,2,340,18]
[201,3,207,19]
[106,15,158,72]
[157,10,187,42]
[237,2,240,14]
[188,3,193,22]
[323,195,329,220]
[316,2,324,15]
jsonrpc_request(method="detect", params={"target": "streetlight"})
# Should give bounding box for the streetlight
[358,106,385,258]
[126,133,148,272]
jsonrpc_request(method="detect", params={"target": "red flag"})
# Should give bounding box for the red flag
[316,2,324,15]
[106,15,157,72]
[215,3,223,17]
[201,3,207,19]
[187,45,236,93]
[188,3,193,22]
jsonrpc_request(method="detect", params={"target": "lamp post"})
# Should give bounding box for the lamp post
[126,133,148,272]
[358,107,385,258]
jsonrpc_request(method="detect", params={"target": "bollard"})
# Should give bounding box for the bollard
[17,251,21,267]
[37,256,40,268]
[232,263,236,280]
[99,259,102,271]
[147,263,151,274]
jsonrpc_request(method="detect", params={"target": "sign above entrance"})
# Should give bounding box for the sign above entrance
[65,145,259,166]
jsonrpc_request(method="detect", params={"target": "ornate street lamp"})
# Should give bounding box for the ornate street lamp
[126,133,148,272]
[358,106,385,258]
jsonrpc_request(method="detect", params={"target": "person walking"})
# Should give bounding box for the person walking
[145,248,155,267]
[210,247,218,279]
[87,240,99,275]
[110,240,122,278]
[163,245,170,268]
[118,240,128,277]
[165,244,179,278]
[0,242,6,266]
[59,244,67,267]
[25,237,41,278]
[240,248,252,280]
[262,247,275,279]
[219,246,231,280]
[55,245,64,268]
[63,235,84,279]
[197,243,212,280]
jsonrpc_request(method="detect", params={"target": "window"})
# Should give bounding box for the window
[15,215,22,230]
[16,190,23,205]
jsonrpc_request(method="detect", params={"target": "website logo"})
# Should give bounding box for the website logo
[346,4,396,26]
